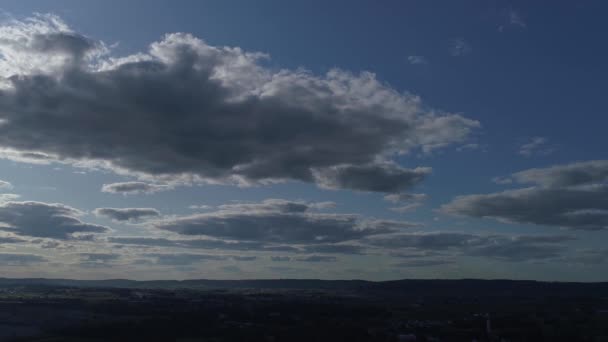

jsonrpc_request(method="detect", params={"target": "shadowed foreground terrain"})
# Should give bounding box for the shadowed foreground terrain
[0,278,607,341]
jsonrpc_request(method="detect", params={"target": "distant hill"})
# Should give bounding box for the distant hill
[1,277,607,297]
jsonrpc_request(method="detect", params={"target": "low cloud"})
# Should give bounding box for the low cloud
[442,161,608,230]
[101,182,171,195]
[143,253,227,265]
[392,259,453,267]
[0,235,26,244]
[0,201,109,239]
[295,255,337,262]
[94,207,161,222]
[313,163,431,193]
[0,253,47,265]
[370,232,575,262]
[153,199,413,244]
[512,160,608,188]
[75,253,120,267]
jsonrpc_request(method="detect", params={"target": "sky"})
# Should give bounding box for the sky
[0,0,606,281]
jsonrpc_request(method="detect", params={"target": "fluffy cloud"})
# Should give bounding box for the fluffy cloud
[442,161,608,230]
[0,201,109,239]
[101,182,171,195]
[0,194,20,203]
[0,15,478,193]
[152,199,412,243]
[93,207,160,222]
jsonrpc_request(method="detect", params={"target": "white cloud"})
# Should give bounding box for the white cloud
[0,180,12,190]
[407,55,428,65]
[449,38,471,57]
[519,137,554,157]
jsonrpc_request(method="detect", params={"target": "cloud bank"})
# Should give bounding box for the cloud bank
[442,160,608,230]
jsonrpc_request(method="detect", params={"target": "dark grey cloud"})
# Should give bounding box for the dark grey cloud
[270,256,291,262]
[443,161,608,230]
[108,236,300,252]
[0,201,109,239]
[442,185,608,230]
[93,207,160,222]
[231,255,257,261]
[301,244,365,255]
[0,15,478,193]
[153,199,410,243]
[312,163,431,193]
[392,259,453,267]
[384,193,428,203]
[512,160,608,188]
[101,182,171,195]
[0,235,26,243]
[563,249,608,265]
[295,255,337,262]
[109,235,365,255]
[465,235,572,262]
[0,253,47,265]
[370,232,575,263]
[220,265,242,273]
[367,232,485,250]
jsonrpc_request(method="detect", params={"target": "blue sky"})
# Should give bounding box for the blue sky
[0,1,606,281]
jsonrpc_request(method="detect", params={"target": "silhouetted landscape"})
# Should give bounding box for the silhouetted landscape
[0,278,607,341]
